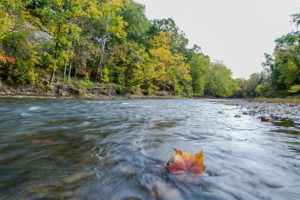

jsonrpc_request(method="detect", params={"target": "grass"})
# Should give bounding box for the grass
[76,80,100,90]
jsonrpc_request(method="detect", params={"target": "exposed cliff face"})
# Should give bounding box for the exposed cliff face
[32,29,52,44]
[26,23,52,44]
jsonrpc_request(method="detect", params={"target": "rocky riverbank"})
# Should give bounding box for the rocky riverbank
[221,99,300,126]
[0,82,181,100]
[245,97,300,105]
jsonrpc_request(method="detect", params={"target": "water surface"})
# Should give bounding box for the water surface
[0,98,299,199]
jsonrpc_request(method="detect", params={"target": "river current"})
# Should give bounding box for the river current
[0,98,299,200]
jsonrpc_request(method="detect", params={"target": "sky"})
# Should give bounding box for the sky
[135,0,299,79]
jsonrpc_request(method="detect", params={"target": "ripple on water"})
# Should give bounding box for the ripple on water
[28,106,43,111]
[0,98,299,199]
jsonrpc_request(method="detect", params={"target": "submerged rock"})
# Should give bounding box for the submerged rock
[32,139,53,145]
[270,114,282,120]
[261,116,271,122]
[152,181,182,200]
[121,166,136,174]
[63,172,93,184]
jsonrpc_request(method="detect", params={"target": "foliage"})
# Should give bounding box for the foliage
[232,12,300,98]
[0,0,40,85]
[261,13,300,97]
[288,84,300,94]
[188,48,210,96]
[1,1,297,98]
[205,62,236,97]
[148,31,191,95]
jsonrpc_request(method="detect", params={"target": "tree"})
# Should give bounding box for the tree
[120,0,150,47]
[149,31,191,94]
[89,0,128,81]
[262,12,300,96]
[205,62,236,97]
[149,18,189,55]
[32,0,91,84]
[188,49,210,96]
[0,0,39,85]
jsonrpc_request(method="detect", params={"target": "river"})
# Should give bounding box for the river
[0,98,299,200]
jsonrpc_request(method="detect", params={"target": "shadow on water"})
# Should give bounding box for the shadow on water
[0,98,299,199]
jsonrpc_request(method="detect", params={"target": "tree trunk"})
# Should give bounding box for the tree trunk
[68,59,72,81]
[97,1,112,81]
[50,41,60,85]
[63,60,67,81]
[50,70,55,85]
[68,41,75,81]
[50,25,61,85]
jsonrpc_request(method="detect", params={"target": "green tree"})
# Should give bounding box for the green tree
[89,0,128,81]
[188,48,210,96]
[262,12,300,96]
[205,62,236,97]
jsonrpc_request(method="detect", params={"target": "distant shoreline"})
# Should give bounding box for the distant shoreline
[0,94,185,100]
[0,94,299,105]
[1,82,299,103]
[245,98,300,105]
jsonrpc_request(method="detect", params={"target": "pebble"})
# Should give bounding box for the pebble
[152,181,182,200]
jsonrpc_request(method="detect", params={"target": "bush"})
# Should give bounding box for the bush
[255,82,275,97]
[77,80,99,90]
[288,85,300,94]
[113,84,127,95]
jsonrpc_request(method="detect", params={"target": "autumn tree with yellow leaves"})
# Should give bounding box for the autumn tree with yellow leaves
[0,0,249,97]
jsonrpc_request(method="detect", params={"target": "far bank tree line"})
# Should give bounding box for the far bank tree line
[0,0,299,97]
[235,13,300,98]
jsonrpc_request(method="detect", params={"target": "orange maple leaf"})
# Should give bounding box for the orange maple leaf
[165,148,205,176]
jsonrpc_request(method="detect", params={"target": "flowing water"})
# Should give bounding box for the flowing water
[0,98,299,200]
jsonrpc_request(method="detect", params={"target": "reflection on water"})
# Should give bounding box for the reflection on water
[0,98,299,199]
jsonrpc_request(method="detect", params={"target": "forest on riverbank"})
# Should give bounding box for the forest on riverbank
[0,0,299,98]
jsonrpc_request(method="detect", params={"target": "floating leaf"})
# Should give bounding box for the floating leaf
[165,148,205,176]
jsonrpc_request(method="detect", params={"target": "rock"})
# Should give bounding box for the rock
[67,87,81,96]
[56,85,65,96]
[62,191,74,198]
[26,23,52,44]
[270,114,281,120]
[261,116,271,122]
[121,166,136,174]
[154,91,171,97]
[166,157,174,166]
[152,181,182,200]
[121,197,142,200]
[89,86,117,96]
[32,139,53,145]
[63,172,93,183]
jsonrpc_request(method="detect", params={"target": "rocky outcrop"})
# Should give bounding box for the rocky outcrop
[89,86,117,96]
